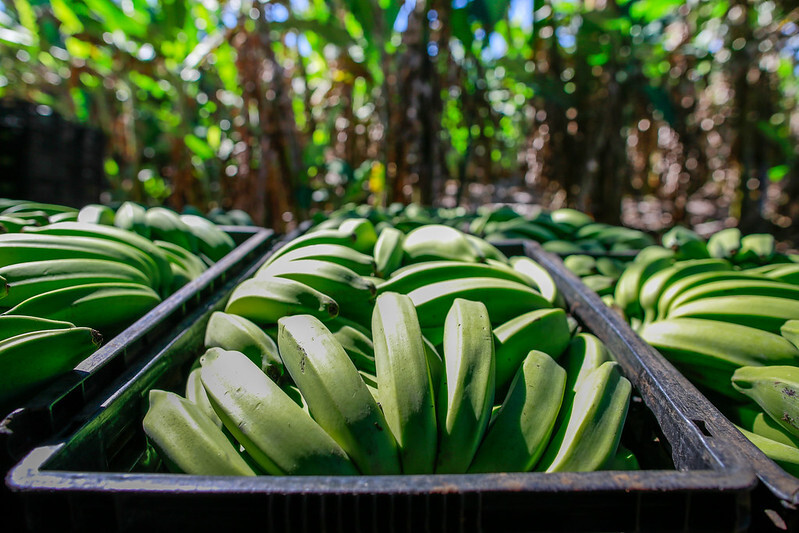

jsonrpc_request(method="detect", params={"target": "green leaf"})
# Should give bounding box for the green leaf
[12,0,38,48]
[51,0,84,35]
[768,165,790,182]
[184,134,215,160]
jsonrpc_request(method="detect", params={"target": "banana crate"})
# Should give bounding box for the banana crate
[0,225,275,470]
[5,237,759,533]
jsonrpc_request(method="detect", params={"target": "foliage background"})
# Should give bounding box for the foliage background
[1,0,798,243]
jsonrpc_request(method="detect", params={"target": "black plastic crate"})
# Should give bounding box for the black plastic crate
[522,240,799,531]
[0,226,275,467]
[5,232,758,532]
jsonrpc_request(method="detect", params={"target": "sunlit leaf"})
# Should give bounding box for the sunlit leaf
[184,133,215,160]
[51,0,84,35]
[768,165,790,182]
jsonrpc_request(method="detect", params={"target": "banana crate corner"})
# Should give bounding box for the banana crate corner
[0,224,275,471]
[5,229,760,533]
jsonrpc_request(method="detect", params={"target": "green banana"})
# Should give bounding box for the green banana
[656,270,771,319]
[22,221,172,292]
[537,361,631,472]
[264,243,376,276]
[733,233,776,265]
[582,274,616,296]
[204,311,283,381]
[0,215,37,233]
[377,260,534,296]
[4,282,162,335]
[749,411,799,448]
[550,208,594,230]
[154,239,208,280]
[707,228,742,259]
[0,326,102,406]
[256,259,375,324]
[640,318,799,397]
[48,212,79,224]
[114,201,150,238]
[328,321,376,375]
[373,226,405,278]
[765,264,799,286]
[409,277,551,329]
[402,224,483,264]
[142,389,258,476]
[277,314,400,475]
[508,256,564,307]
[465,234,509,263]
[144,207,198,253]
[613,249,674,319]
[2,201,76,217]
[732,365,799,439]
[667,295,799,333]
[184,366,223,428]
[371,292,437,474]
[0,233,160,288]
[637,258,733,322]
[179,214,235,262]
[665,279,799,317]
[0,258,152,309]
[735,425,799,478]
[0,314,74,339]
[224,277,339,325]
[493,308,571,395]
[200,347,358,475]
[661,226,709,259]
[264,229,361,266]
[337,218,378,254]
[468,350,566,473]
[560,333,612,393]
[77,204,115,225]
[782,320,799,349]
[436,298,495,474]
[563,255,597,277]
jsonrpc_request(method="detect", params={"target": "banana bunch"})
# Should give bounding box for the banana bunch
[0,198,241,410]
[144,217,636,476]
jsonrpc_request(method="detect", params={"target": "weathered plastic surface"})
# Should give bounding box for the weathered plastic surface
[5,231,758,533]
[0,226,274,466]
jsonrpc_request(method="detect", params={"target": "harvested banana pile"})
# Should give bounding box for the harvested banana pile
[144,219,636,476]
[0,199,235,408]
[604,224,799,477]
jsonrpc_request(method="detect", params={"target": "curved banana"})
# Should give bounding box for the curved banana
[142,389,257,476]
[409,277,551,329]
[656,270,771,319]
[200,347,358,475]
[465,234,509,263]
[256,259,375,324]
[436,298,495,474]
[328,320,376,375]
[184,366,223,428]
[154,239,208,280]
[265,229,360,266]
[736,425,799,478]
[204,311,283,381]
[77,204,115,225]
[338,218,379,254]
[0,326,102,405]
[402,224,483,264]
[733,233,776,265]
[371,292,437,474]
[508,256,564,307]
[264,243,376,277]
[114,201,150,238]
[144,207,198,253]
[638,258,733,322]
[783,320,799,349]
[277,314,400,475]
[537,361,631,472]
[613,249,674,320]
[765,264,799,286]
[732,365,799,439]
[707,228,742,260]
[4,282,161,335]
[23,221,172,293]
[0,233,161,288]
[666,279,799,314]
[493,308,571,395]
[179,214,236,262]
[377,260,534,296]
[667,295,799,333]
[0,258,152,309]
[224,277,339,325]
[468,350,566,473]
[0,314,74,339]
[373,226,405,278]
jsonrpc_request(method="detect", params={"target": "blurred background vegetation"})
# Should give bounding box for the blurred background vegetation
[0,0,797,242]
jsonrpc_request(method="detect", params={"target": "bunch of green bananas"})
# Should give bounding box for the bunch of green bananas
[0,198,238,409]
[143,218,635,476]
[605,223,799,477]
